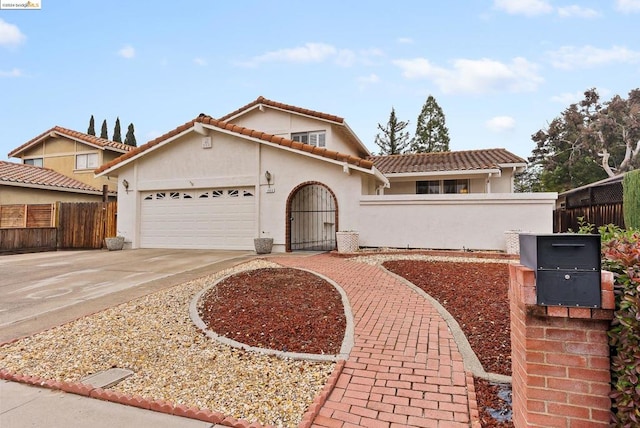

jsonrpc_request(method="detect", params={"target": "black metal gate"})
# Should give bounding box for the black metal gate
[289,184,336,251]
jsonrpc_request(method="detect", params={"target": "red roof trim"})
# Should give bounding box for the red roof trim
[219,96,344,124]
[0,160,104,192]
[8,126,133,158]
[95,115,374,175]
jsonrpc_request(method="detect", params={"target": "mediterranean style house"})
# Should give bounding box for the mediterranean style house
[96,96,555,252]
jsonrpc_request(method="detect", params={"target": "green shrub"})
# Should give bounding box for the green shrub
[602,230,640,426]
[623,170,640,229]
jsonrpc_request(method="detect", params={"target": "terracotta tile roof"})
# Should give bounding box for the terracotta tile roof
[219,96,344,124]
[0,161,103,192]
[370,148,527,174]
[96,114,374,175]
[8,126,134,158]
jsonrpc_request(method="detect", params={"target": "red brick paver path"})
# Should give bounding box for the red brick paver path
[273,254,471,428]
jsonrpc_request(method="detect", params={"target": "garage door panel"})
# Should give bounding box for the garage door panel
[140,187,256,249]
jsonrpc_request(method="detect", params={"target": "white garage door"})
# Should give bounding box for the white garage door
[140,187,256,249]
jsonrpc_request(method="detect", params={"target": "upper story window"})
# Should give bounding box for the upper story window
[417,179,469,194]
[24,158,43,167]
[76,153,99,170]
[291,131,326,148]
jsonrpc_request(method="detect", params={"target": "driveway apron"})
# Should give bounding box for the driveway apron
[273,254,471,427]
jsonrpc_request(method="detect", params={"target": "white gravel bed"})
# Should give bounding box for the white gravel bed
[352,252,516,265]
[0,259,335,428]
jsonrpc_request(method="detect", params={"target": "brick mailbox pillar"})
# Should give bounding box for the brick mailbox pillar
[509,264,615,428]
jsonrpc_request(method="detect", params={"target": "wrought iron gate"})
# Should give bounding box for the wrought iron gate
[289,184,336,251]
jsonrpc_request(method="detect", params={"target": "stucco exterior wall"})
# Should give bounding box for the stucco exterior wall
[383,173,514,195]
[0,186,105,204]
[226,108,358,157]
[114,129,368,252]
[358,193,557,251]
[18,137,119,191]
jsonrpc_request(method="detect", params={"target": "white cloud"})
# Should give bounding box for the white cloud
[547,45,640,69]
[397,37,414,44]
[550,91,585,104]
[193,57,207,66]
[118,45,135,59]
[357,73,380,91]
[335,49,357,67]
[393,57,543,94]
[493,0,553,16]
[0,68,22,77]
[237,43,383,68]
[615,0,640,13]
[557,5,599,18]
[0,19,26,47]
[486,116,516,132]
[246,43,336,66]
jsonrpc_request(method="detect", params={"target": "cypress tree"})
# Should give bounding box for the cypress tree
[113,117,122,142]
[100,119,108,139]
[87,115,96,136]
[124,123,137,147]
[623,169,640,229]
[411,95,450,153]
[374,107,410,155]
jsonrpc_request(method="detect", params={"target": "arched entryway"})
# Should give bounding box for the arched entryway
[286,182,338,251]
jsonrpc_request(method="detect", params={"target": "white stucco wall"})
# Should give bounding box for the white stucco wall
[227,108,358,157]
[358,193,558,251]
[112,128,371,251]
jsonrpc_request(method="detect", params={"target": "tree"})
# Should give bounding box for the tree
[124,123,137,147]
[100,119,108,139]
[374,107,410,155]
[528,88,639,192]
[87,115,95,136]
[411,95,450,153]
[623,169,640,229]
[113,117,122,143]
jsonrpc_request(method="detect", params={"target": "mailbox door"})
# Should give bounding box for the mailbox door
[535,235,600,271]
[536,271,601,308]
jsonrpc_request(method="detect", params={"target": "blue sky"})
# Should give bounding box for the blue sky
[1,0,639,161]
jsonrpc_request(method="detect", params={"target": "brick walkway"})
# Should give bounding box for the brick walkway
[273,254,471,428]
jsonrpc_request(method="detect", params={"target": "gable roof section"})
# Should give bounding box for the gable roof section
[8,126,134,158]
[370,148,527,175]
[0,161,104,193]
[219,96,370,157]
[219,95,344,124]
[96,114,375,176]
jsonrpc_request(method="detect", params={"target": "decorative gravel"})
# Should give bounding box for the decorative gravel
[0,259,335,428]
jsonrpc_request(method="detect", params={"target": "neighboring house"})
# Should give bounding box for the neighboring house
[0,160,111,204]
[371,149,526,195]
[8,126,133,192]
[97,96,555,252]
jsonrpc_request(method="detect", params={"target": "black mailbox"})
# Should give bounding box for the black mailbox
[519,233,601,308]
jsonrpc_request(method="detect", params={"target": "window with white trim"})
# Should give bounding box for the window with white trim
[291,131,326,147]
[24,158,43,167]
[75,153,99,170]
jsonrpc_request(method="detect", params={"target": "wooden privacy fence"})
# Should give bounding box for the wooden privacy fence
[0,202,117,252]
[0,204,55,228]
[57,202,117,249]
[553,202,625,232]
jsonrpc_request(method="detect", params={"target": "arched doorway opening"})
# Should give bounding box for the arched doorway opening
[286,182,338,251]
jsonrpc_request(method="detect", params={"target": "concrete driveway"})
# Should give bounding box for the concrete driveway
[0,248,256,428]
[0,248,255,343]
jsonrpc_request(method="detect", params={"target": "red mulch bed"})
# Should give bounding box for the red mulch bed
[198,268,346,354]
[198,260,513,427]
